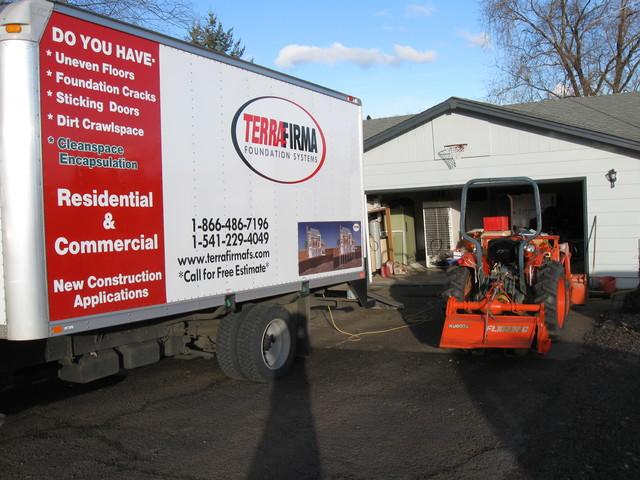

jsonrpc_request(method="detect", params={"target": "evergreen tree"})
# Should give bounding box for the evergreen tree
[187,12,246,58]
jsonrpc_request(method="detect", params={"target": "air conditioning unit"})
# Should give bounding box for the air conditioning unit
[423,204,460,267]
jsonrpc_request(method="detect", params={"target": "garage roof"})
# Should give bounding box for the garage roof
[364,93,640,154]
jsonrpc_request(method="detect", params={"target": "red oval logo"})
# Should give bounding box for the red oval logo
[231,96,327,184]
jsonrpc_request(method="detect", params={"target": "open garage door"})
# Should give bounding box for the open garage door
[462,179,585,274]
[539,180,586,274]
[419,179,586,273]
[370,178,587,274]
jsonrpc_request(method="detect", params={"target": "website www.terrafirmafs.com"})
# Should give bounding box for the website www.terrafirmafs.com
[177,248,270,267]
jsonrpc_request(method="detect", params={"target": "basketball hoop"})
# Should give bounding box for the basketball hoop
[437,143,467,170]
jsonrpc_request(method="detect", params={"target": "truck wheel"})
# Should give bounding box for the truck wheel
[216,307,253,380]
[236,304,296,383]
[442,266,474,301]
[533,262,567,330]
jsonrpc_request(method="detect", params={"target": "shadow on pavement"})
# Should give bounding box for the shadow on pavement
[386,275,640,478]
[246,357,322,479]
[0,366,125,416]
[448,342,640,478]
[387,282,445,348]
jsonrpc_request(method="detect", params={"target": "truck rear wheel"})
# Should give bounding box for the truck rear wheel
[533,262,568,330]
[216,309,252,380]
[236,303,296,383]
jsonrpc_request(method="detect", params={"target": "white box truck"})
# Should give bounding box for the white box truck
[0,0,366,383]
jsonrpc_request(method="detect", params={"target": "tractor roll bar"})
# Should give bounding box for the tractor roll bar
[459,177,542,290]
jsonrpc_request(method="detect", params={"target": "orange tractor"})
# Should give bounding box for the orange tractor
[439,177,574,354]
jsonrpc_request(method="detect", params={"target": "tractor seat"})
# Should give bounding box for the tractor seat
[487,238,520,265]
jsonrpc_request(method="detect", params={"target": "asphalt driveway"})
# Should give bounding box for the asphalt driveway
[0,280,638,479]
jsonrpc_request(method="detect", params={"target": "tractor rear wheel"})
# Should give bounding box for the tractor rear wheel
[533,261,568,331]
[442,266,474,302]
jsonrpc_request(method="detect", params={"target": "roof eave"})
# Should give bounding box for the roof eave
[363,97,640,154]
[363,99,456,152]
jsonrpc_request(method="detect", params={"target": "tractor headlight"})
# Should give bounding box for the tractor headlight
[524,243,536,254]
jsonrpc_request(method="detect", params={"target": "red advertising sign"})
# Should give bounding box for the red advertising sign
[39,13,166,321]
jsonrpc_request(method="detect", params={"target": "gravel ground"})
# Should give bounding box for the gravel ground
[586,311,640,355]
[586,289,640,356]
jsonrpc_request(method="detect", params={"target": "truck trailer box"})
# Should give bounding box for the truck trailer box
[0,0,365,382]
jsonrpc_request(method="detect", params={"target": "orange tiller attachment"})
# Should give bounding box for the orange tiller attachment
[440,297,551,354]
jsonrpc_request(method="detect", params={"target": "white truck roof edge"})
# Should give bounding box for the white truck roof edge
[0,0,53,339]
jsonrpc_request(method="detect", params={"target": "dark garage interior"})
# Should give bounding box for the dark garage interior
[368,179,586,274]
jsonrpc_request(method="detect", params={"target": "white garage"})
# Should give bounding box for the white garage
[363,94,640,289]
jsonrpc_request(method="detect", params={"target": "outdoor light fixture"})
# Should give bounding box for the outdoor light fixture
[605,169,617,188]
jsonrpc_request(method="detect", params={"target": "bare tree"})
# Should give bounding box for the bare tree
[73,1,193,31]
[54,1,194,32]
[4,1,250,56]
[482,0,640,103]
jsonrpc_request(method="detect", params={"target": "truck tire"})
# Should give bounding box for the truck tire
[442,266,474,301]
[216,309,252,380]
[533,261,568,331]
[236,303,296,383]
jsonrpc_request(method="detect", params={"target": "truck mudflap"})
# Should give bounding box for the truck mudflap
[440,298,551,354]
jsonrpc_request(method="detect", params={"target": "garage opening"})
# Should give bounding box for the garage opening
[368,178,586,275]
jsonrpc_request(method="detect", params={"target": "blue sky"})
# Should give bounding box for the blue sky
[193,1,493,119]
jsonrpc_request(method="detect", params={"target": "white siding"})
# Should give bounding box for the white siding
[364,112,640,288]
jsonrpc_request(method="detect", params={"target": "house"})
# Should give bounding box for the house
[363,93,640,289]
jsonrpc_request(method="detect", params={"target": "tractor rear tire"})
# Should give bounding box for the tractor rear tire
[442,266,474,302]
[533,261,568,331]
